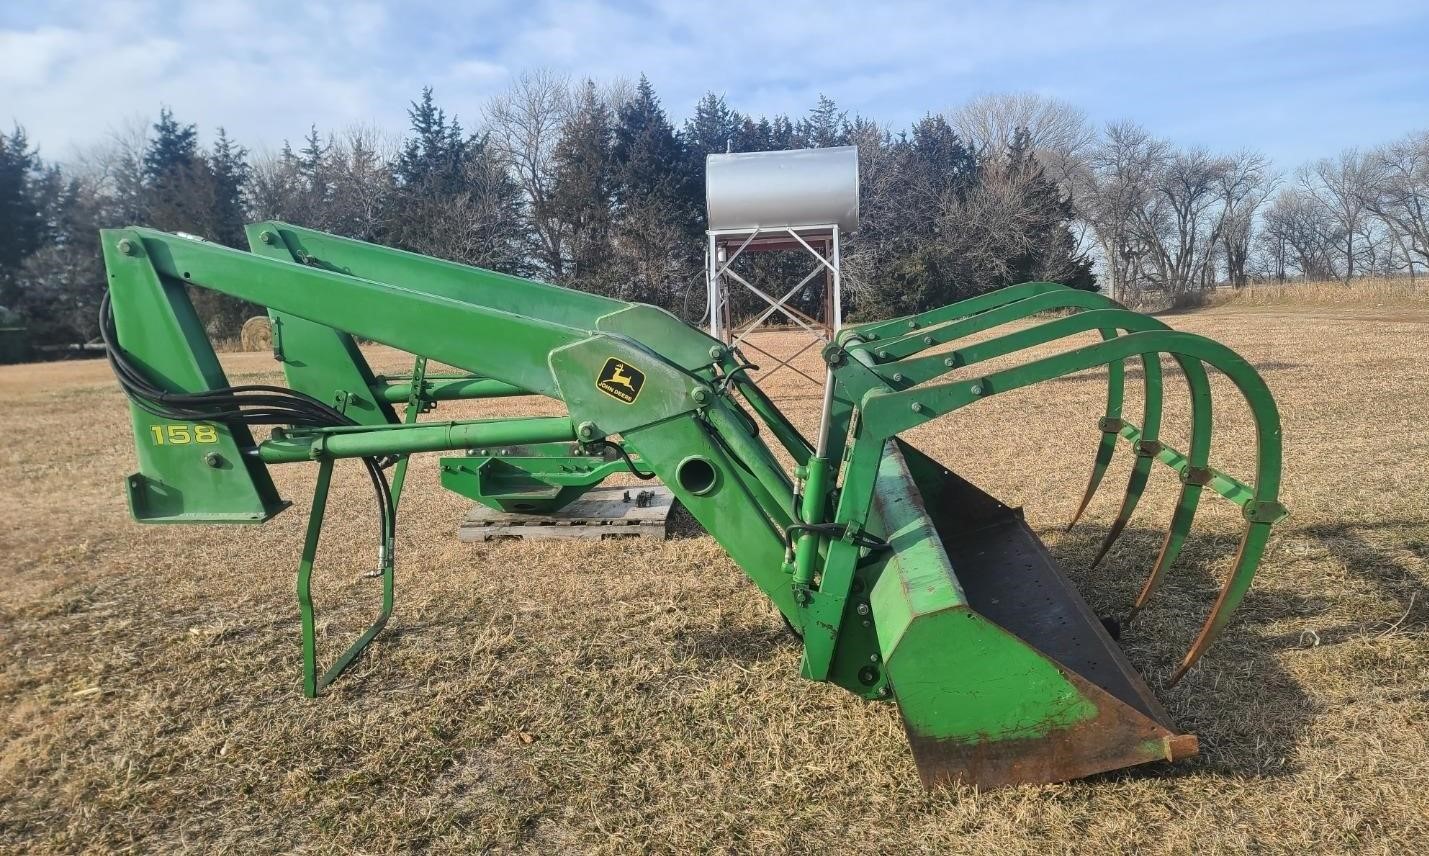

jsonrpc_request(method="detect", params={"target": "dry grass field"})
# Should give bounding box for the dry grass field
[2,302,1428,854]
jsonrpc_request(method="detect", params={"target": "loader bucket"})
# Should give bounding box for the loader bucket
[868,440,1195,788]
[99,225,1287,787]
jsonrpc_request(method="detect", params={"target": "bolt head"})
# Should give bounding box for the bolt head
[709,345,725,360]
[970,383,983,395]
[907,320,917,329]
[892,373,904,383]
[869,653,881,663]
[691,387,711,404]
[944,357,955,368]
[203,452,222,468]
[923,335,934,345]
[117,239,135,256]
[856,602,870,616]
[910,402,924,414]
[259,230,276,245]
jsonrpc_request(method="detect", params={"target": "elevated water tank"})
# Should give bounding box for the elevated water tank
[705,146,859,234]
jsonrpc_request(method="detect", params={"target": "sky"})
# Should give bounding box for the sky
[3,0,1428,169]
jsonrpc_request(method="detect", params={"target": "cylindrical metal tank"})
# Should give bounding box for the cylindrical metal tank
[705,146,859,233]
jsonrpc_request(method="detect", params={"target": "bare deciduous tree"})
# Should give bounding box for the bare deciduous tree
[1302,149,1372,282]
[1363,130,1429,281]
[1081,122,1167,301]
[1218,150,1276,288]
[485,69,573,279]
[950,92,1095,202]
[248,125,395,240]
[1134,147,1232,296]
[1259,187,1342,280]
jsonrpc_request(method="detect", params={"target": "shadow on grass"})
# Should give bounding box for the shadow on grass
[658,507,1322,782]
[1052,521,1317,780]
[1298,521,1429,634]
[672,621,796,664]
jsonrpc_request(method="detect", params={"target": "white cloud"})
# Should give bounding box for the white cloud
[1,0,1426,166]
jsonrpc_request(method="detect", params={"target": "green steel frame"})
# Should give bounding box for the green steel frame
[100,223,1288,788]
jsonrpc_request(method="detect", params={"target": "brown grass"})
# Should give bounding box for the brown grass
[1200,277,1429,312]
[2,304,1428,853]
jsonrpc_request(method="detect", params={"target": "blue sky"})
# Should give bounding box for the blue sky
[3,0,1427,168]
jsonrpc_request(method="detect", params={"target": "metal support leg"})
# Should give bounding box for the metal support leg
[386,355,429,512]
[297,456,396,697]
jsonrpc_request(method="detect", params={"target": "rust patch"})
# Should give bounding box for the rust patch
[901,666,1197,790]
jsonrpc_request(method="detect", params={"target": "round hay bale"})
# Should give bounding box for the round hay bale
[239,316,273,352]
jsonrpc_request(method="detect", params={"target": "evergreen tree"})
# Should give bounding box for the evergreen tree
[0,126,49,309]
[797,94,847,147]
[609,75,699,307]
[387,88,530,274]
[208,127,250,248]
[1000,128,1095,289]
[549,80,618,291]
[681,92,741,214]
[394,87,469,195]
[15,171,107,346]
[612,76,691,210]
[731,116,772,152]
[856,116,981,313]
[906,115,979,208]
[769,115,797,150]
[141,107,216,237]
[142,108,200,184]
[683,92,740,157]
[296,126,331,207]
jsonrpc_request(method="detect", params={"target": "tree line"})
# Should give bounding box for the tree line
[1,75,1426,354]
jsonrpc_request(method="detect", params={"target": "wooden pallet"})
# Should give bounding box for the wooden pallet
[456,485,675,542]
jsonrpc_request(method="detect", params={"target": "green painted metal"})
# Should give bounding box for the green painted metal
[439,442,634,513]
[248,221,626,328]
[385,355,428,512]
[258,417,578,463]
[842,281,1068,344]
[103,234,287,524]
[373,376,527,403]
[297,457,395,697]
[834,329,1283,687]
[99,224,1290,788]
[245,223,398,427]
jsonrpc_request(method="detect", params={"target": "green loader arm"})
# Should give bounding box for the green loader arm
[99,224,1287,790]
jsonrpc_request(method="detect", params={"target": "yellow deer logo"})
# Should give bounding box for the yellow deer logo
[596,357,646,403]
[606,362,636,390]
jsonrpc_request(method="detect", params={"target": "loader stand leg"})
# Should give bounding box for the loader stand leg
[297,457,396,697]
[384,355,429,514]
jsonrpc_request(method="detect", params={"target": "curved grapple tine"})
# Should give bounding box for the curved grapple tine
[1068,344,1124,531]
[1130,482,1205,618]
[1167,521,1273,686]
[1131,356,1214,619]
[1090,353,1163,567]
[1090,453,1154,568]
[1067,430,1117,530]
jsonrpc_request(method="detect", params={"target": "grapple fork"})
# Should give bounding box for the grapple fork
[804,287,1286,784]
[100,225,1285,790]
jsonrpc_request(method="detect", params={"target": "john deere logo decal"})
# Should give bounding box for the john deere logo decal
[596,358,645,404]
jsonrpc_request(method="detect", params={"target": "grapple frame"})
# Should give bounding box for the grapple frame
[98,223,1285,788]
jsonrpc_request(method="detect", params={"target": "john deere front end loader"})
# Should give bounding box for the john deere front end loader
[99,223,1285,788]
